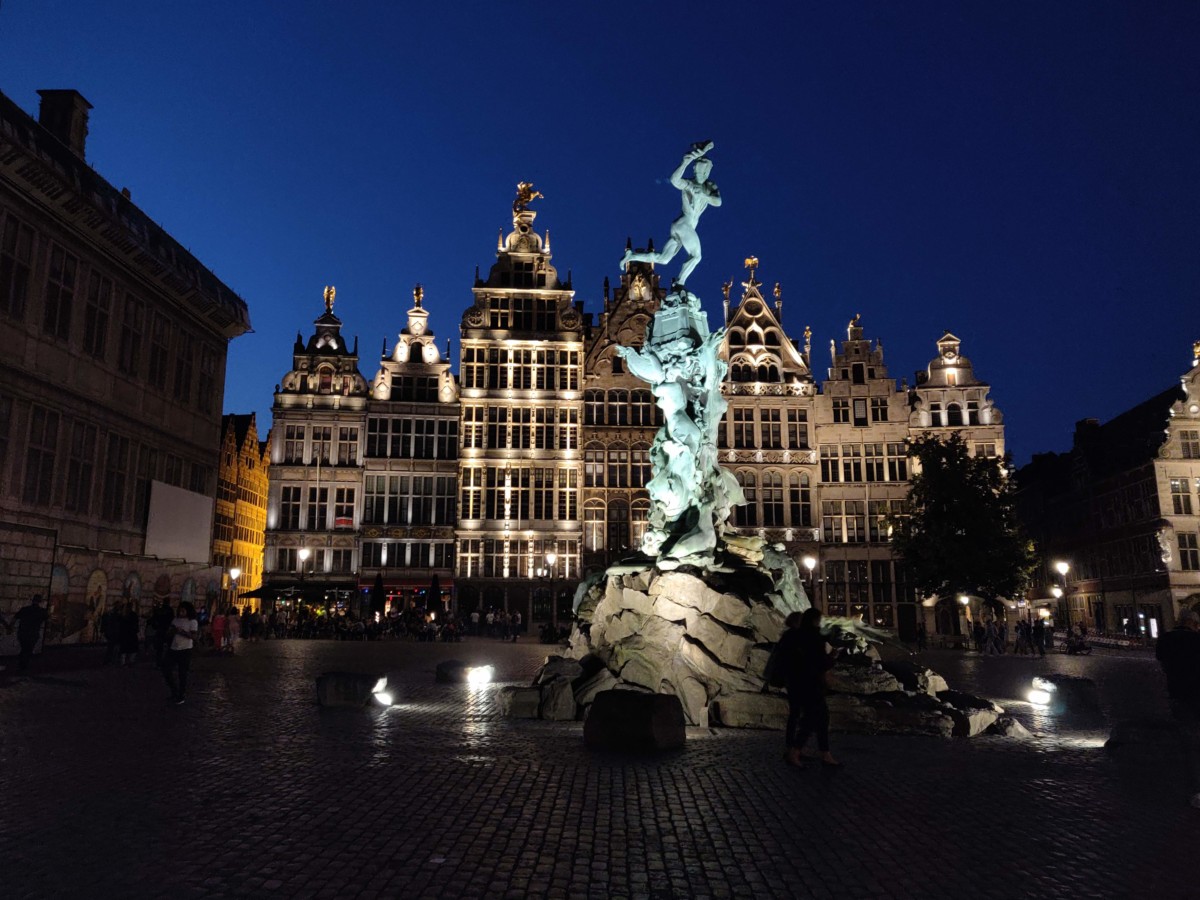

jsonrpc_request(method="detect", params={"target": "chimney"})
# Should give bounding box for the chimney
[36,90,92,158]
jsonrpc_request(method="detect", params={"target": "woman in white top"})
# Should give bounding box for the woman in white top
[163,601,199,705]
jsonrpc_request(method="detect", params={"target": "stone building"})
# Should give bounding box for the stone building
[454,198,585,625]
[264,289,369,609]
[259,195,1009,639]
[580,260,665,580]
[360,285,459,613]
[1016,342,1200,635]
[212,414,269,610]
[0,87,249,644]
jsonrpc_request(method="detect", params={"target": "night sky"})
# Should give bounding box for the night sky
[2,2,1196,464]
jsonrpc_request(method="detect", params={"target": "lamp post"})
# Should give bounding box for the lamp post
[545,551,558,630]
[1054,560,1070,626]
[229,567,241,614]
[297,548,311,613]
[802,555,818,608]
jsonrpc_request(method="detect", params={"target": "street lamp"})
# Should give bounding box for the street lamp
[1053,560,1070,625]
[545,552,558,629]
[801,555,817,607]
[229,567,241,613]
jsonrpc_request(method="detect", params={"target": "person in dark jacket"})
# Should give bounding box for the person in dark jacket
[150,598,175,666]
[118,602,140,666]
[12,594,49,672]
[1156,609,1200,809]
[774,607,841,769]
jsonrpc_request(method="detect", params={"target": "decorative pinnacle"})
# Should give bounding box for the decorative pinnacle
[323,285,335,314]
[413,284,424,308]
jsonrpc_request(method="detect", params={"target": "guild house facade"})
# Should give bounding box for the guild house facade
[262,188,1005,638]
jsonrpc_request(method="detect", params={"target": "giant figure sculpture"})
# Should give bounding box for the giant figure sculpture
[616,143,752,569]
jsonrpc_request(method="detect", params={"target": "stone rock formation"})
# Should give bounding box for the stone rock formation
[507,566,1007,739]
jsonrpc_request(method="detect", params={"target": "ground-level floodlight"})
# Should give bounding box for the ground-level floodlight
[1028,676,1057,707]
[467,665,495,686]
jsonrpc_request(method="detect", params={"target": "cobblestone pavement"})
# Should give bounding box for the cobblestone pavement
[1,639,1198,899]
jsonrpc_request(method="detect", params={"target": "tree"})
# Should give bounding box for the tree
[889,433,1038,609]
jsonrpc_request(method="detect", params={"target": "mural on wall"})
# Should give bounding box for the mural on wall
[181,578,196,607]
[83,569,109,644]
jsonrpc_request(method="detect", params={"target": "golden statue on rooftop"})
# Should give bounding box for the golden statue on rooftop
[323,285,335,314]
[513,182,544,215]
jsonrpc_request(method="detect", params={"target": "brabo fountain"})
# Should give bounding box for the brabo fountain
[502,145,1014,740]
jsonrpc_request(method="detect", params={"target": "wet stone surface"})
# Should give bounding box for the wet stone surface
[1,640,1197,899]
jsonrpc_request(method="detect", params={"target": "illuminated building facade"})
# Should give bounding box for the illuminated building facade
[361,286,459,611]
[264,290,369,606]
[212,414,269,610]
[0,87,249,643]
[454,200,584,624]
[1017,342,1200,635]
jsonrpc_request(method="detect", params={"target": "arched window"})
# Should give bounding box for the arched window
[789,473,812,527]
[583,500,605,552]
[946,403,963,427]
[608,390,629,426]
[762,471,784,526]
[607,499,630,554]
[607,442,629,488]
[764,329,781,348]
[757,365,770,382]
[735,470,758,528]
[767,364,780,382]
[631,442,651,488]
[584,442,605,487]
[631,498,650,551]
[584,390,604,426]
[318,367,334,393]
[728,329,746,349]
[733,363,752,382]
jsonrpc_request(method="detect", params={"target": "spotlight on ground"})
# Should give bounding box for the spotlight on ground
[466,665,494,686]
[373,691,395,706]
[1028,676,1056,707]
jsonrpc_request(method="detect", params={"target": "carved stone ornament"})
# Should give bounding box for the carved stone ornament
[464,307,486,327]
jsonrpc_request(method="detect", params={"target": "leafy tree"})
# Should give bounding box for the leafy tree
[889,433,1037,609]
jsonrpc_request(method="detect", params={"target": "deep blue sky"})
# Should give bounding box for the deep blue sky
[2,2,1197,464]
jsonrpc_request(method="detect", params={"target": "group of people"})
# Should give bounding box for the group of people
[969,618,1059,656]
[467,608,523,641]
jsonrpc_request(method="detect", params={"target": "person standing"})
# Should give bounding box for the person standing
[773,608,841,769]
[916,621,927,652]
[210,608,227,654]
[118,602,140,666]
[150,598,175,666]
[1155,609,1200,808]
[163,602,199,705]
[101,605,121,664]
[12,594,49,672]
[1032,619,1047,657]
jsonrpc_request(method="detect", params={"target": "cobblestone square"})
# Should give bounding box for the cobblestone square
[2,640,1197,899]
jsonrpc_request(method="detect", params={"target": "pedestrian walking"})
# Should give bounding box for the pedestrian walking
[1155,609,1200,809]
[916,621,927,652]
[210,609,227,654]
[162,602,199,705]
[772,608,841,769]
[11,594,49,672]
[118,602,140,666]
[1032,619,1047,657]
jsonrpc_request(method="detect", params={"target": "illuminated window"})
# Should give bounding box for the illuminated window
[584,500,605,552]
[1171,478,1193,515]
[789,473,811,527]
[1180,533,1200,571]
[1181,430,1200,459]
[762,471,784,526]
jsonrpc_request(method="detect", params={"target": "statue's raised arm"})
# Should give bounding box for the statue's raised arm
[621,141,718,289]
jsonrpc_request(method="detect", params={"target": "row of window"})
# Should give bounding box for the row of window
[360,541,454,569]
[830,397,891,426]
[274,547,355,574]
[277,486,357,531]
[459,466,580,521]
[583,390,662,428]
[582,498,649,555]
[363,474,456,526]
[458,538,580,580]
[819,444,910,483]
[1,211,219,412]
[281,425,363,465]
[2,394,208,520]
[584,442,651,488]
[1170,477,1200,516]
[718,407,809,450]
[461,346,581,390]
[463,406,578,451]
[482,293,560,327]
[1180,430,1200,460]
[366,418,458,459]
